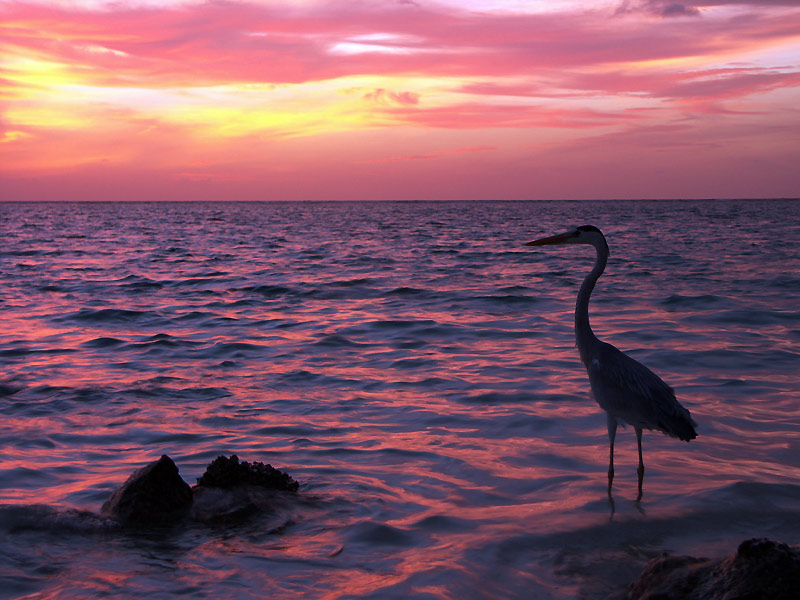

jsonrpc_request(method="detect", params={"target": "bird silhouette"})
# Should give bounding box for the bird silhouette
[526,225,697,500]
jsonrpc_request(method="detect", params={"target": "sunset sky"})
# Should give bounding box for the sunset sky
[1,0,798,201]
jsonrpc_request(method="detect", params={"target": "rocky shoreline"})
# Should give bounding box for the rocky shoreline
[619,537,800,600]
[94,455,800,598]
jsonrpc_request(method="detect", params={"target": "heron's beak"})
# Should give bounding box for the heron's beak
[525,232,571,247]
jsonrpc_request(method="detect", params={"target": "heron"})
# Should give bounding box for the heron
[525,225,697,499]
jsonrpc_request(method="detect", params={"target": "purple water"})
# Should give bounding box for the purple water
[1,200,799,599]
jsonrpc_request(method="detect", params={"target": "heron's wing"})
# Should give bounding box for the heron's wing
[588,342,697,440]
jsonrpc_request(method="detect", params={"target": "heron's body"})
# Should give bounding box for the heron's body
[526,225,696,498]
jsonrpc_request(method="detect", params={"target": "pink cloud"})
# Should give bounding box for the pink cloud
[2,0,799,86]
[657,69,800,100]
[382,103,641,130]
[355,144,496,164]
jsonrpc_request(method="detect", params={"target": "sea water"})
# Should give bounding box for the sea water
[1,199,798,599]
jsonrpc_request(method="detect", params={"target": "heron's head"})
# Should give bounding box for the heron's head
[525,225,608,251]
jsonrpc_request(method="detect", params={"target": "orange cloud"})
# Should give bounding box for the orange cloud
[363,88,420,106]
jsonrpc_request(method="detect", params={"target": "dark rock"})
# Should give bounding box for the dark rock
[196,455,299,492]
[101,455,192,526]
[190,455,299,523]
[100,454,299,527]
[625,538,800,600]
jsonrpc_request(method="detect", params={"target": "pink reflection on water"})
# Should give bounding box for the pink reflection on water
[2,201,799,600]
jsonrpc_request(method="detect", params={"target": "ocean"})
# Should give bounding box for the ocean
[1,199,798,599]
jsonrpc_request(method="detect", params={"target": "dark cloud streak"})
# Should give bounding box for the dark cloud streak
[616,0,800,18]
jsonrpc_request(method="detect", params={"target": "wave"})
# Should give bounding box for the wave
[660,293,728,308]
[383,286,430,297]
[457,391,539,404]
[389,357,438,370]
[276,369,372,389]
[55,308,167,326]
[762,274,800,291]
[471,293,539,307]
[312,334,369,348]
[117,274,165,291]
[81,337,125,348]
[193,341,270,359]
[122,383,231,400]
[0,504,118,534]
[689,308,800,326]
[238,284,294,297]
[341,320,466,341]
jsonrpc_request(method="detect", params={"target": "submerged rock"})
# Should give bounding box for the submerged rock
[101,455,193,526]
[190,484,286,523]
[625,538,800,600]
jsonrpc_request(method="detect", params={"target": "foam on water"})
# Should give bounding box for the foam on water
[1,199,799,599]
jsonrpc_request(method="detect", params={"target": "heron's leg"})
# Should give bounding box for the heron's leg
[607,413,617,495]
[635,427,644,501]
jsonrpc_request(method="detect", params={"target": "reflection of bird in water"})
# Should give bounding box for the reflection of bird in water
[526,226,697,500]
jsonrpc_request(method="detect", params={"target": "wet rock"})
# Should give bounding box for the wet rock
[625,538,800,600]
[195,455,299,492]
[190,455,299,523]
[101,455,193,526]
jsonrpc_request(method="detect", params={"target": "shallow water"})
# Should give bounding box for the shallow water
[1,199,799,599]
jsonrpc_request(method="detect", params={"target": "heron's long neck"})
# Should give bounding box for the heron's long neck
[575,241,607,364]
